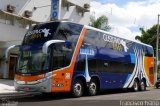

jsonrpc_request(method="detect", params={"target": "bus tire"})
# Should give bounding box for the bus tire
[156,84,159,89]
[72,79,84,97]
[139,80,146,91]
[132,80,139,92]
[88,79,98,96]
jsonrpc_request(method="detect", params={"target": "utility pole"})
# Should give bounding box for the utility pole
[155,14,160,83]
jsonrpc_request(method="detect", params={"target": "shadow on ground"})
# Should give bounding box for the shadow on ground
[0,88,153,103]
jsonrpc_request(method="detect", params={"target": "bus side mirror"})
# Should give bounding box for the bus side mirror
[42,40,65,55]
[5,45,20,61]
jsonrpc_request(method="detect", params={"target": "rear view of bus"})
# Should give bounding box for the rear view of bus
[14,22,84,94]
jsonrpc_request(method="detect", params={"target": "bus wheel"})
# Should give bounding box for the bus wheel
[88,79,98,96]
[156,84,159,89]
[72,79,84,97]
[132,80,139,92]
[140,80,146,91]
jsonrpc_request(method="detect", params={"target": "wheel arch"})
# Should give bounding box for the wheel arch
[134,77,140,84]
[141,77,147,87]
[72,75,87,89]
[90,76,101,90]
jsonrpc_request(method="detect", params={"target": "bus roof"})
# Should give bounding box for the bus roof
[84,25,153,48]
[34,21,152,48]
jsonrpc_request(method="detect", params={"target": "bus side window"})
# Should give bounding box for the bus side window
[51,43,73,70]
[144,47,153,57]
[88,59,97,72]
[76,59,85,72]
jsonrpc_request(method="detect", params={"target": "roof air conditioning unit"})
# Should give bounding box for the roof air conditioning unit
[84,3,90,9]
[7,4,16,13]
[24,10,32,18]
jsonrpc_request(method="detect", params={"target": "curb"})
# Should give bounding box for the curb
[146,87,156,90]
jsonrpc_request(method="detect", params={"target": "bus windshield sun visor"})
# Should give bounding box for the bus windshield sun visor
[42,40,65,54]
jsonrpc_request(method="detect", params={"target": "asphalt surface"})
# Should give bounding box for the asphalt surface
[1,88,160,106]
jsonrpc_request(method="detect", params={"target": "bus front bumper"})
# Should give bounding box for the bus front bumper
[14,78,52,93]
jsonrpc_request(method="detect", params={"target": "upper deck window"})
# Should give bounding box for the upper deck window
[22,22,83,46]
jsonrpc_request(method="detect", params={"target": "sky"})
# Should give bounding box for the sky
[90,0,160,40]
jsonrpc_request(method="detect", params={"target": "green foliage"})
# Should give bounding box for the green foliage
[90,15,111,31]
[135,24,160,53]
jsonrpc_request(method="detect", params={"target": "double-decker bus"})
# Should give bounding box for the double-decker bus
[14,21,154,97]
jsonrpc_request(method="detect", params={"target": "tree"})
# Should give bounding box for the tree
[90,15,111,31]
[135,25,160,53]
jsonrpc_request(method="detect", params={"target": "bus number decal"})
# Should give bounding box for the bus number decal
[80,48,95,56]
[53,84,64,87]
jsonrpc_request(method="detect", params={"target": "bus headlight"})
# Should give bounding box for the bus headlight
[16,80,26,84]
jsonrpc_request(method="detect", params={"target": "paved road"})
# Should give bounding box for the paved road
[1,88,160,106]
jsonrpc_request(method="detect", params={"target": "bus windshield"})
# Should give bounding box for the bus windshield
[16,49,49,74]
[16,22,83,75]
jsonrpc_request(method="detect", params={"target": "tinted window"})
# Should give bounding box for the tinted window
[76,59,85,71]
[76,28,135,73]
[88,59,97,72]
[51,43,73,70]
[144,46,154,57]
[98,59,134,73]
[76,57,134,73]
[23,22,60,45]
[55,22,83,44]
[51,23,83,70]
[82,29,97,46]
[22,22,83,46]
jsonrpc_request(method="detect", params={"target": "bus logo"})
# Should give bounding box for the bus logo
[103,34,128,52]
[42,28,51,37]
[26,28,51,38]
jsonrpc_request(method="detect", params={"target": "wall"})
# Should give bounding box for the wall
[18,0,51,22]
[61,0,90,25]
[0,0,90,24]
[68,0,90,7]
[0,0,28,13]
[0,0,51,22]
[0,23,27,42]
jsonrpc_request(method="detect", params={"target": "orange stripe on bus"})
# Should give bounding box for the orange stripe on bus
[70,28,87,70]
[15,74,45,81]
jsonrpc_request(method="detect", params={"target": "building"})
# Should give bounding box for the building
[51,0,90,24]
[0,0,90,79]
